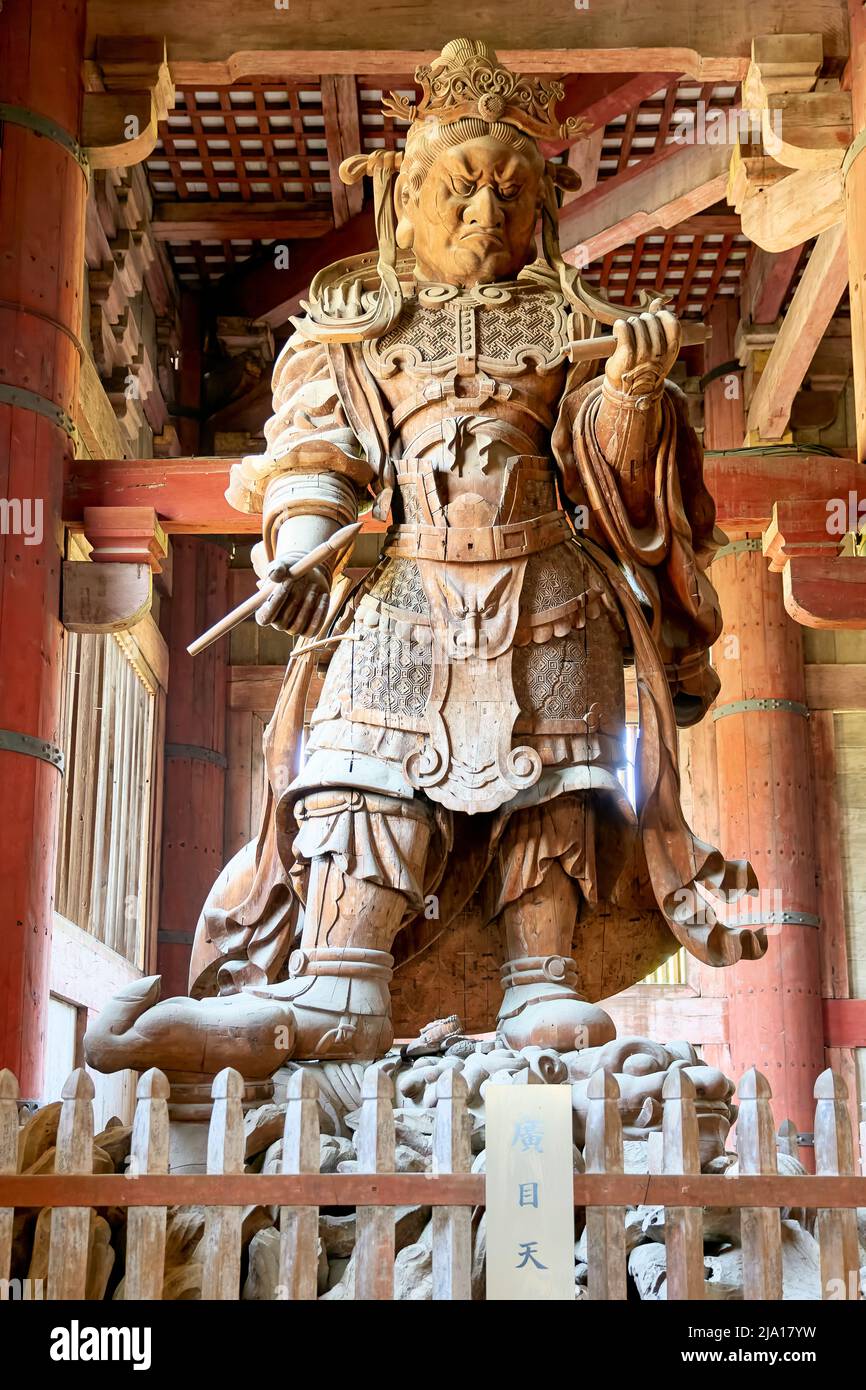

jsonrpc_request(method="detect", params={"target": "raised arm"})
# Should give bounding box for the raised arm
[553,306,724,725]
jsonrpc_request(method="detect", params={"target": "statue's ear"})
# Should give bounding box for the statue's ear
[396,219,415,251]
[545,161,581,194]
[394,179,415,250]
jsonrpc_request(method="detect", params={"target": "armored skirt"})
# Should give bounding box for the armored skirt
[276,533,682,1001]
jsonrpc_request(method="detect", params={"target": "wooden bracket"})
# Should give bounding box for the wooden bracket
[63,507,168,632]
[82,37,174,171]
[82,506,167,572]
[728,34,850,251]
[763,497,866,629]
[62,560,153,633]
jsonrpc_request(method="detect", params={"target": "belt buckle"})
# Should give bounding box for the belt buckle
[500,524,527,556]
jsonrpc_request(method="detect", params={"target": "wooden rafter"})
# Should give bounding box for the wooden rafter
[741,244,806,324]
[746,222,849,442]
[321,75,363,227]
[214,204,375,324]
[543,72,674,157]
[151,201,333,241]
[559,139,733,264]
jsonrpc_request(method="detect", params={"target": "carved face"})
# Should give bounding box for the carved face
[396,134,544,287]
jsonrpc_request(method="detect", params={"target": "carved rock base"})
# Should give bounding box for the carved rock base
[166,1077,274,1175]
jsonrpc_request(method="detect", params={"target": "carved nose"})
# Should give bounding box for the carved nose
[465,186,503,229]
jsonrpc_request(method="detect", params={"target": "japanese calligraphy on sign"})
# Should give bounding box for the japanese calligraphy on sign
[485,1084,575,1300]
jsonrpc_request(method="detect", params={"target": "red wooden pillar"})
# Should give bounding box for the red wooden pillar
[712,547,826,1143]
[701,303,825,1145]
[0,0,87,1096]
[846,0,866,462]
[157,540,229,998]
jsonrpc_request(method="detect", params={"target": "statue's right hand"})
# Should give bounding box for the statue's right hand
[256,554,331,636]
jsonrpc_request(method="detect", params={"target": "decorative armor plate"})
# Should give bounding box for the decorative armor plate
[363,282,575,380]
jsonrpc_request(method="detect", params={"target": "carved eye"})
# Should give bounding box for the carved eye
[450,177,476,197]
[497,183,521,201]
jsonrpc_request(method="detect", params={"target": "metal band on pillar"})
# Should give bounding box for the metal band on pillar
[0,103,90,181]
[0,729,65,773]
[165,741,228,770]
[728,911,821,929]
[713,537,763,561]
[0,383,79,446]
[712,698,810,721]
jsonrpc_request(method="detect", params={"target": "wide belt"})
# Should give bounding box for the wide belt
[385,510,571,562]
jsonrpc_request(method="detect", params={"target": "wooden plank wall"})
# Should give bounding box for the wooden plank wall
[223,560,291,860]
[55,629,160,968]
[804,627,866,1115]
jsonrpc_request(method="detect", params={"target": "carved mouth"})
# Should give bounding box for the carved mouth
[459,231,503,248]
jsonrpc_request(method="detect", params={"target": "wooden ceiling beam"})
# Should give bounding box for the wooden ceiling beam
[671,214,741,236]
[65,450,863,540]
[559,139,733,264]
[543,72,674,156]
[151,201,333,242]
[321,76,364,227]
[705,450,863,532]
[564,128,605,200]
[740,244,805,323]
[63,456,390,535]
[212,205,376,326]
[745,221,849,442]
[85,0,850,79]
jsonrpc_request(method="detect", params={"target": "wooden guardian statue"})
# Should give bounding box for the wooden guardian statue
[86,39,766,1080]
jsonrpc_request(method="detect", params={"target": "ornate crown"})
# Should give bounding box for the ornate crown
[383,38,587,144]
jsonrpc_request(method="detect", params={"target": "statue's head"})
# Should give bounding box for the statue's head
[389,40,581,288]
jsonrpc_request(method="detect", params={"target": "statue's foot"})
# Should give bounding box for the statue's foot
[265,946,394,1059]
[84,975,297,1079]
[498,996,616,1052]
[497,954,616,1052]
[84,947,397,1078]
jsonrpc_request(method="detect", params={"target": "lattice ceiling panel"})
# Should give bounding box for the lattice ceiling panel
[147,74,749,305]
[148,80,330,200]
[147,79,331,285]
[596,81,741,177]
[357,76,742,167]
[582,224,751,319]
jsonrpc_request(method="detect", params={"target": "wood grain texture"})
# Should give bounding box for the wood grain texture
[736,1069,783,1301]
[814,1069,861,1299]
[278,1069,320,1300]
[432,1069,472,1300]
[201,1068,245,1300]
[47,1069,94,1299]
[354,1069,396,1300]
[746,222,849,441]
[85,0,850,74]
[125,1068,170,1299]
[584,1070,627,1301]
[0,0,87,1096]
[661,1070,704,1299]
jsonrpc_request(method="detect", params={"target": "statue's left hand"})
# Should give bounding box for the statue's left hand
[604,304,680,399]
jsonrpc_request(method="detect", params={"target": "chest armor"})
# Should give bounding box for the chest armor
[362,281,574,534]
[307,281,625,815]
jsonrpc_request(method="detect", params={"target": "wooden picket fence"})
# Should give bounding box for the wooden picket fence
[0,1063,864,1300]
